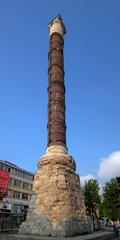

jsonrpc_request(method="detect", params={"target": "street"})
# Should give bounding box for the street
[0,233,9,240]
[0,232,18,240]
[0,233,118,240]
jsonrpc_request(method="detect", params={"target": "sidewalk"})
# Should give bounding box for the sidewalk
[8,231,116,240]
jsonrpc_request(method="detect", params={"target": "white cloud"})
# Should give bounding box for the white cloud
[99,183,104,195]
[98,151,120,179]
[80,174,103,195]
[80,174,95,186]
[79,151,120,190]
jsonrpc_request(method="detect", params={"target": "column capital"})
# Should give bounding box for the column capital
[48,15,66,37]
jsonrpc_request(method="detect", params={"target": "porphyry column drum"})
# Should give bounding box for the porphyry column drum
[48,30,66,147]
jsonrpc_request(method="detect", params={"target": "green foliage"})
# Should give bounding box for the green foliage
[83,179,101,217]
[103,178,120,221]
[99,201,109,219]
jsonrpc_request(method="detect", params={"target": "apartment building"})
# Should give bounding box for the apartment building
[0,159,34,212]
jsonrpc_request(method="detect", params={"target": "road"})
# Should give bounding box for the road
[0,232,18,240]
[0,233,9,240]
[0,232,118,240]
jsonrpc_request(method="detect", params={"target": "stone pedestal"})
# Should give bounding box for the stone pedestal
[19,146,92,237]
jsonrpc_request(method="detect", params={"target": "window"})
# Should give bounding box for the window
[10,168,15,174]
[23,182,29,190]
[8,178,12,186]
[5,165,11,172]
[22,193,29,200]
[23,173,34,181]
[13,191,20,199]
[15,169,22,177]
[7,190,12,198]
[14,179,21,188]
[0,163,4,169]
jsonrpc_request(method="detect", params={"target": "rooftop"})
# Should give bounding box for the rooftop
[0,159,34,176]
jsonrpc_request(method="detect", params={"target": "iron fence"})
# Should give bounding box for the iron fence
[0,212,26,230]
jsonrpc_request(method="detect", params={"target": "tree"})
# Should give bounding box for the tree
[83,179,101,229]
[103,178,120,221]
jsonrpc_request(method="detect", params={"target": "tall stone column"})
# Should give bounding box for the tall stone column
[47,16,66,148]
[19,16,92,237]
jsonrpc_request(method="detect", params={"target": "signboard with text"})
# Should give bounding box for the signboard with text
[0,169,9,199]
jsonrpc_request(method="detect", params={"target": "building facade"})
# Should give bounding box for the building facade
[0,160,34,212]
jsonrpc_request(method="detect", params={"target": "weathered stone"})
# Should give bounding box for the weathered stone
[19,146,92,236]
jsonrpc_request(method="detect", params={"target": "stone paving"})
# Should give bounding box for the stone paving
[0,230,18,240]
[0,233,14,240]
[7,231,116,240]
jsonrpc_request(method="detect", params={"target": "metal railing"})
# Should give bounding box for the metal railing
[0,212,26,231]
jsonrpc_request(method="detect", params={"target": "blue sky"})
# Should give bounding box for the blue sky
[0,0,120,184]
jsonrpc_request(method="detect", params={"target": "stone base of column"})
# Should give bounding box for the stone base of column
[19,146,93,237]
